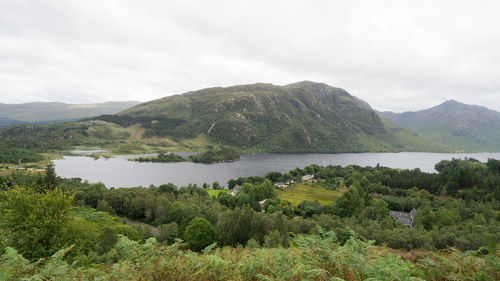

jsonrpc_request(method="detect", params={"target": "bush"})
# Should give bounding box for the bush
[0,187,73,261]
[158,223,179,244]
[183,217,216,251]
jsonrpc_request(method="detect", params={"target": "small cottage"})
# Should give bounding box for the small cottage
[301,174,314,182]
[230,185,240,196]
[274,182,287,188]
[389,208,417,227]
[259,199,267,207]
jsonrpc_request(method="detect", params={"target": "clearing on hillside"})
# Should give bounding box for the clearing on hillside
[206,189,230,197]
[277,183,346,205]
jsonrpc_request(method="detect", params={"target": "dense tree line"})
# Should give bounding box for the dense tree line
[0,144,44,164]
[371,158,500,200]
[0,158,498,270]
[2,158,499,255]
[133,152,186,163]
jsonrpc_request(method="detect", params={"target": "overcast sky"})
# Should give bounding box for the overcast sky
[1,0,499,112]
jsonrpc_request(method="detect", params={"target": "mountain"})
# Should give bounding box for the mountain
[106,81,443,153]
[377,100,500,152]
[0,101,140,125]
[0,117,25,127]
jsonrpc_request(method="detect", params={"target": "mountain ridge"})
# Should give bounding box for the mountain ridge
[0,81,450,165]
[0,101,140,125]
[376,100,500,152]
[110,81,444,153]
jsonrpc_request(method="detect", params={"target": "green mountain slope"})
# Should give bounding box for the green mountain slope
[0,101,140,124]
[377,100,500,152]
[0,117,25,127]
[111,81,442,153]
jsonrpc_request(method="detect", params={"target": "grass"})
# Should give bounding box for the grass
[206,189,230,197]
[181,134,210,149]
[126,124,146,141]
[277,182,347,205]
[110,143,151,154]
[378,118,453,152]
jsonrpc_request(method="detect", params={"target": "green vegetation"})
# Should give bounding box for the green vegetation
[0,101,139,124]
[183,217,217,251]
[0,120,209,166]
[2,230,498,280]
[0,144,44,164]
[378,100,500,152]
[378,117,452,152]
[0,83,498,279]
[277,183,347,205]
[113,81,442,153]
[0,120,132,164]
[0,117,23,127]
[0,118,142,163]
[0,186,141,262]
[189,146,240,163]
[0,187,73,260]
[0,158,498,279]
[206,189,229,197]
[133,152,186,162]
[0,82,463,167]
[132,147,240,163]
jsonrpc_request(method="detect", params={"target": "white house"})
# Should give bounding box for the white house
[259,199,268,207]
[274,182,287,188]
[230,184,240,196]
[301,174,314,182]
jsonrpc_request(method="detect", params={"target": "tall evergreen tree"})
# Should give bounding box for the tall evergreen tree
[44,162,57,190]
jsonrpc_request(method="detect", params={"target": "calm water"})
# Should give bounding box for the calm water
[53,152,500,188]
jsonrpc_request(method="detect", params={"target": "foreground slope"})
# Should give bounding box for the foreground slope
[116,81,441,153]
[0,101,140,125]
[377,100,500,152]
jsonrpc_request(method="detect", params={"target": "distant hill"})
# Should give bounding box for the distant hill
[0,101,140,125]
[103,81,443,153]
[377,100,500,152]
[0,117,25,127]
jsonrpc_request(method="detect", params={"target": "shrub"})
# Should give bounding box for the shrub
[183,217,217,251]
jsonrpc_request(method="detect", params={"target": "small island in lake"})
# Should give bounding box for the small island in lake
[131,147,240,164]
[133,152,186,163]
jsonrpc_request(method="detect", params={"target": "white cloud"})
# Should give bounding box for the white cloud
[0,0,499,112]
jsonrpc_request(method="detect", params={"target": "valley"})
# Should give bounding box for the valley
[0,82,499,281]
[0,81,455,169]
[2,1,499,279]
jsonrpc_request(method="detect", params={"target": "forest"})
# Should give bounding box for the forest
[0,158,498,280]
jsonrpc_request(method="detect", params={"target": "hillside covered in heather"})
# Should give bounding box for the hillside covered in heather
[102,81,442,153]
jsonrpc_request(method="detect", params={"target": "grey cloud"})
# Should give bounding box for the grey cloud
[0,0,499,112]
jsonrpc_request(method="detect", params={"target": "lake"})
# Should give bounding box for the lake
[53,152,500,188]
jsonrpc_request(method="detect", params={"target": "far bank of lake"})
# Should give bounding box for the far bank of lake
[53,152,500,188]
